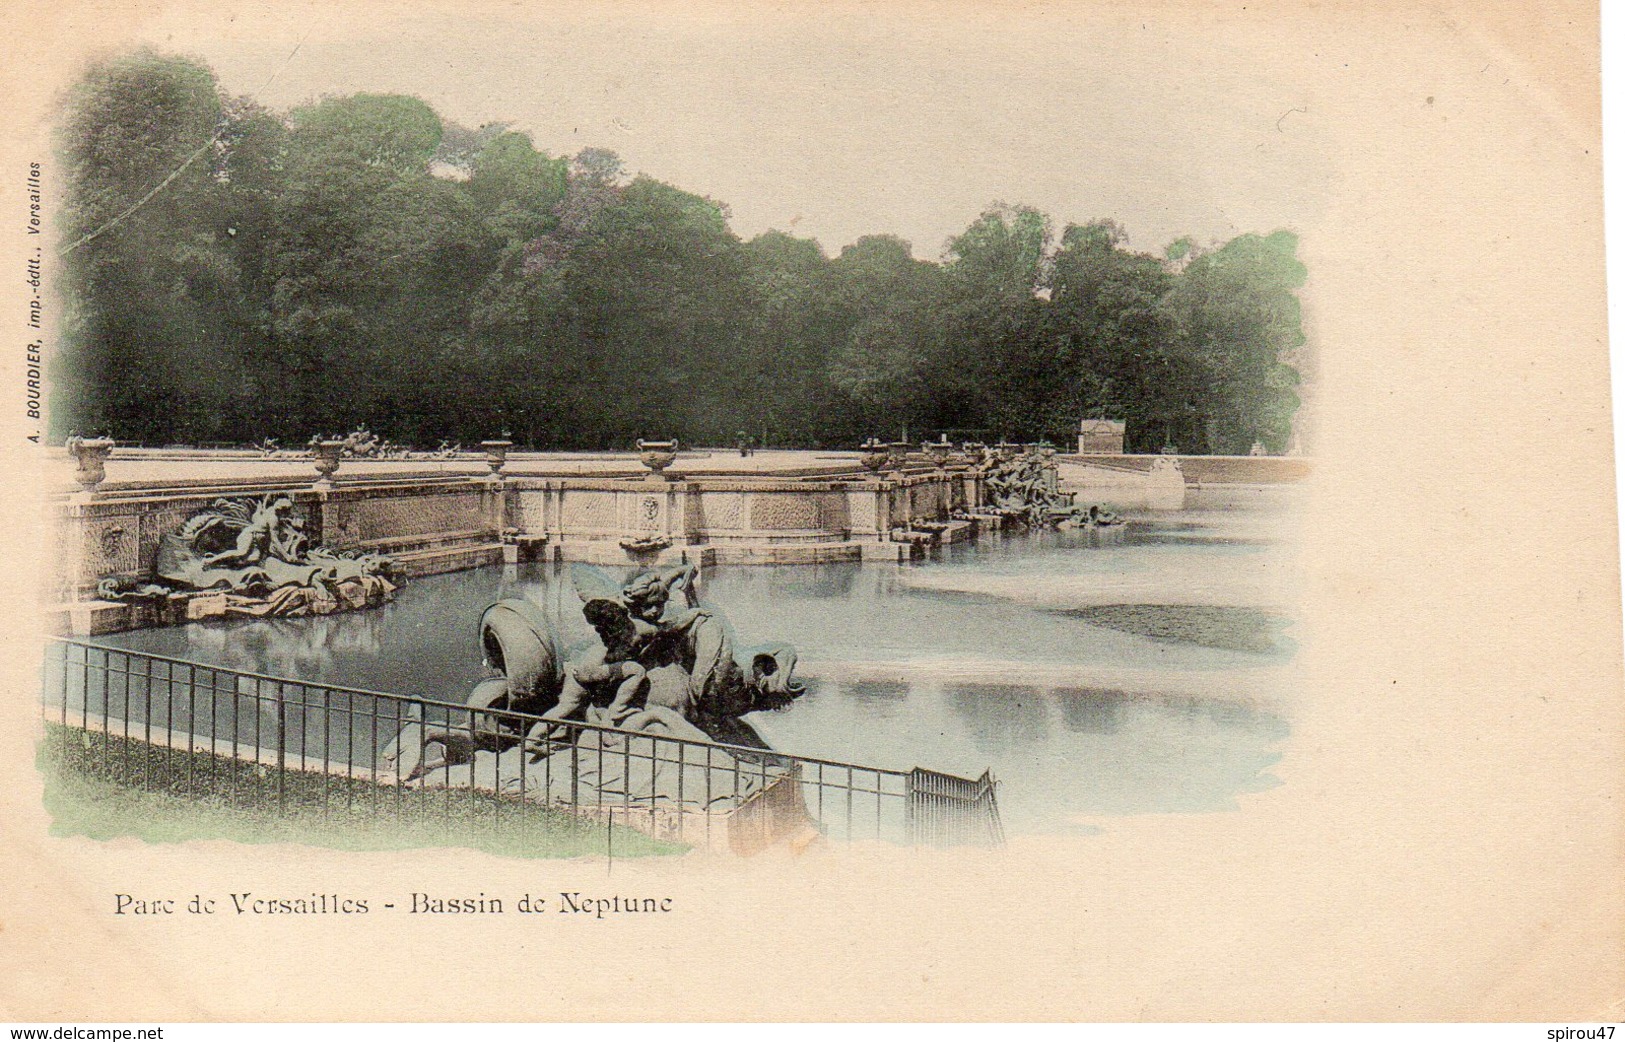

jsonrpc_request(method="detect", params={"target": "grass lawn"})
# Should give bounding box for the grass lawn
[39,725,684,860]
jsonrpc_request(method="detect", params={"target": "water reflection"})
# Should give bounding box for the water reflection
[845,678,909,703]
[1054,687,1125,736]
[943,683,1050,760]
[182,613,385,681]
[746,676,1287,832]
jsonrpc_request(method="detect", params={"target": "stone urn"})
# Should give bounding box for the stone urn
[480,439,513,476]
[311,439,345,488]
[67,436,115,494]
[858,438,889,476]
[636,438,679,478]
[885,441,913,474]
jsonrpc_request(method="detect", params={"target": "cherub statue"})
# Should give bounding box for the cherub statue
[621,563,704,626]
[541,564,703,728]
[542,597,654,727]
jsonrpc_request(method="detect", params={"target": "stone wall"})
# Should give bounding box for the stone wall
[50,478,505,603]
[1067,454,1312,484]
[51,469,978,628]
[507,475,959,551]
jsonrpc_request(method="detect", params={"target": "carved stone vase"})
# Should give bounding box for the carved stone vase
[312,440,345,488]
[636,438,679,479]
[68,437,115,494]
[885,441,913,475]
[480,440,513,476]
[858,438,888,476]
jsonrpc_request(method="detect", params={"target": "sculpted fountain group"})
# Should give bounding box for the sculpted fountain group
[980,446,1118,530]
[384,562,805,786]
[97,493,400,617]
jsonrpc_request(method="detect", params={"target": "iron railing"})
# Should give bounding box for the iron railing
[40,640,1001,852]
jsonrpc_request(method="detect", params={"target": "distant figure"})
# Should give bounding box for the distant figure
[737,431,750,457]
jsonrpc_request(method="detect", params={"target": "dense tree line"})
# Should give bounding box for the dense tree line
[56,50,1307,453]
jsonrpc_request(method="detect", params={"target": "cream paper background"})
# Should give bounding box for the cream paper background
[0,0,1618,1021]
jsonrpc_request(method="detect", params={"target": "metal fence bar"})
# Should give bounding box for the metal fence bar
[322,687,333,822]
[275,680,287,811]
[162,658,175,792]
[369,692,379,821]
[201,664,218,798]
[185,662,196,793]
[139,655,152,792]
[78,644,89,733]
[111,649,125,785]
[251,675,262,798]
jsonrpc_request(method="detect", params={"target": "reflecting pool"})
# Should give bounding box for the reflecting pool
[95,486,1302,834]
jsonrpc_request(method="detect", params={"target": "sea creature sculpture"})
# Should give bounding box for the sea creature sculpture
[98,494,400,617]
[381,565,807,785]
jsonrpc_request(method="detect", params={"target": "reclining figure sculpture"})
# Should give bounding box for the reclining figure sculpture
[97,494,400,617]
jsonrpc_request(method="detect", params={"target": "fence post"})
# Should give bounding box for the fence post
[569,731,580,817]
[904,768,919,847]
[275,683,287,811]
[980,770,1005,847]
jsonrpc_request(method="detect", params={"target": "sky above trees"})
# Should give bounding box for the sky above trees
[109,1,1329,261]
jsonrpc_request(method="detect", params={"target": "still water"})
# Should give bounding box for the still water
[95,486,1301,834]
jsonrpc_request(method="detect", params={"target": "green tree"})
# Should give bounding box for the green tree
[57,49,249,442]
[826,235,947,440]
[465,131,568,244]
[559,175,756,444]
[55,47,1307,454]
[472,158,760,447]
[740,230,848,445]
[936,205,1053,440]
[1163,231,1306,453]
[1048,220,1195,451]
[264,93,445,435]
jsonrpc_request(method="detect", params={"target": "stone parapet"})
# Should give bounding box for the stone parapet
[48,465,982,633]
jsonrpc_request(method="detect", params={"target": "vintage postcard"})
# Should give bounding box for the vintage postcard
[0,0,1618,1023]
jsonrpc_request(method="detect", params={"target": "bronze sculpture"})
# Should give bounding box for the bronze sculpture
[383,563,806,785]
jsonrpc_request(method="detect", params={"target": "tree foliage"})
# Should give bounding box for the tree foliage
[56,50,1308,453]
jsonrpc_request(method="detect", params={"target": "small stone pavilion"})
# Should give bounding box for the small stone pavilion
[1077,419,1126,455]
